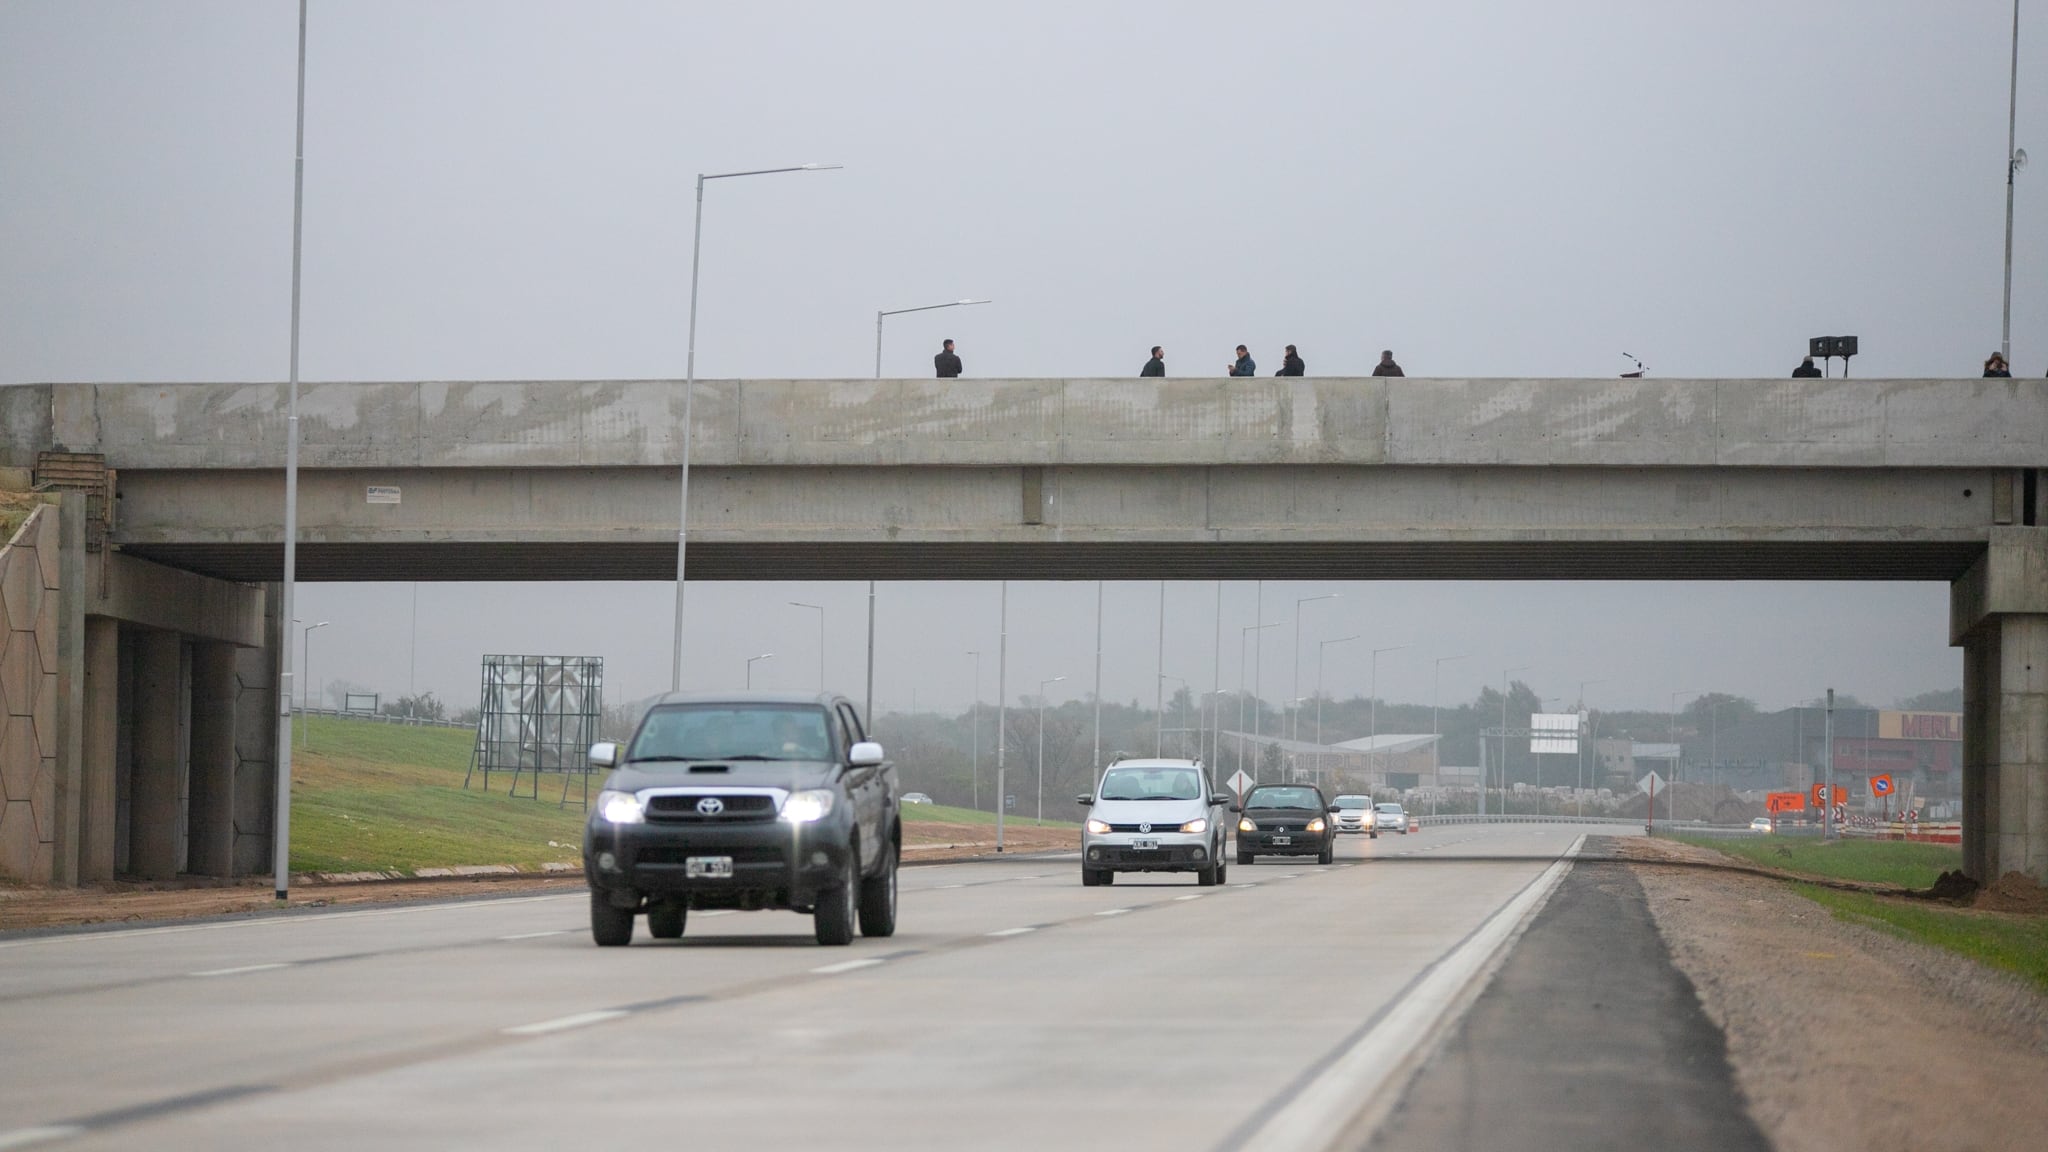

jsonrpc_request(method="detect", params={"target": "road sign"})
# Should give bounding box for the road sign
[1226,769,1255,796]
[1766,791,1807,813]
[1636,771,1664,795]
[1870,774,1895,797]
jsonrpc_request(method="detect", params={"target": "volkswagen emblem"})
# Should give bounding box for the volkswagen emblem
[696,797,725,816]
[1138,822,1151,834]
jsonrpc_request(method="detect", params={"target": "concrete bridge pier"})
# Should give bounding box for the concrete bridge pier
[1953,528,2048,886]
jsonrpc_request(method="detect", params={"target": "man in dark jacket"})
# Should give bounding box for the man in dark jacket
[1141,346,1165,377]
[1277,345,1305,376]
[1372,350,1404,377]
[1984,352,2012,378]
[1228,345,1256,376]
[1792,356,1823,378]
[935,339,962,379]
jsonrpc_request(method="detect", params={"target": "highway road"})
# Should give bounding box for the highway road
[0,825,1625,1151]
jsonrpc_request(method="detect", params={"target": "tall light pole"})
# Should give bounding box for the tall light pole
[2002,0,2025,362]
[1494,663,1534,816]
[966,650,982,811]
[1239,621,1280,779]
[1432,653,1472,815]
[1155,580,1167,756]
[1036,676,1066,822]
[1317,635,1359,789]
[875,299,990,377]
[1669,688,1700,828]
[1159,675,1190,757]
[1576,678,1608,817]
[1094,582,1105,771]
[272,0,312,905]
[746,652,774,689]
[296,619,329,751]
[788,602,825,691]
[1290,593,1338,745]
[1210,581,1223,772]
[1368,644,1410,785]
[671,162,841,694]
[995,583,1008,851]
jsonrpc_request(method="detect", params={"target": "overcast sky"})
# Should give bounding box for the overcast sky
[4,1,2030,716]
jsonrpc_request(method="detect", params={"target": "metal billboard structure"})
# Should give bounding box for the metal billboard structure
[1530,713,1582,755]
[463,655,605,808]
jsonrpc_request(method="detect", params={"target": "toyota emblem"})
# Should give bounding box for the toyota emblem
[1139,822,1151,834]
[696,797,725,815]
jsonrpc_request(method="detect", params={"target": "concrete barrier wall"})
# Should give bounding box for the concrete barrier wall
[0,503,61,881]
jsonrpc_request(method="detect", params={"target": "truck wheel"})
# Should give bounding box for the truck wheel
[814,853,857,946]
[647,901,685,939]
[590,892,634,947]
[858,838,898,938]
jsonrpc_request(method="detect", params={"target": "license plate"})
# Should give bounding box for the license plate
[1271,835,1292,846]
[1129,838,1160,851]
[685,856,733,878]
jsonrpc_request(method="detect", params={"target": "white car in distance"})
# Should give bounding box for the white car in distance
[1374,802,1409,834]
[1331,795,1376,837]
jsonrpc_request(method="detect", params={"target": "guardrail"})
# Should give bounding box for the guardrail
[1413,814,1660,827]
[295,706,470,730]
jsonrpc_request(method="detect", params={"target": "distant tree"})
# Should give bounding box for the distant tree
[381,692,446,721]
[1897,687,1963,711]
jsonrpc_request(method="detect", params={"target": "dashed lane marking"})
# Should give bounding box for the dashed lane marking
[502,1010,629,1036]
[188,963,292,978]
[497,931,568,941]
[809,958,886,975]
[1094,908,1132,917]
[1174,894,1207,901]
[0,1127,83,1150]
[986,927,1036,937]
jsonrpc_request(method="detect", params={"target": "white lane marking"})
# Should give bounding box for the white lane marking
[810,958,885,975]
[698,910,736,917]
[1232,883,1259,889]
[1174,894,1207,901]
[986,927,1036,937]
[497,930,568,941]
[0,1127,84,1150]
[935,884,965,889]
[1278,873,1300,879]
[0,893,579,950]
[1094,908,1131,917]
[502,1009,628,1036]
[1233,836,1584,1152]
[188,962,292,978]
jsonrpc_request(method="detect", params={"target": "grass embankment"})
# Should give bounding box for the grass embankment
[290,715,1076,873]
[1679,834,2048,994]
[1,490,44,543]
[1677,834,1960,889]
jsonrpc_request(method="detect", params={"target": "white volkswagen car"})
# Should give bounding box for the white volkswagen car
[1076,759,1230,887]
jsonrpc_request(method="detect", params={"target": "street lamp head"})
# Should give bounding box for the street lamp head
[800,163,843,171]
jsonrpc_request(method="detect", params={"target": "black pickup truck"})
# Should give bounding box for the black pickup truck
[582,692,900,946]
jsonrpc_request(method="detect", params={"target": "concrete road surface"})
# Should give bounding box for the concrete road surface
[0,825,1650,1151]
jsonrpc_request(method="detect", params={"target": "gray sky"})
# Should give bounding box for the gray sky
[5,1,2026,714]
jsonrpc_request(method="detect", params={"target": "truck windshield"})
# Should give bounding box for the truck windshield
[629,705,833,763]
[1097,766,1204,801]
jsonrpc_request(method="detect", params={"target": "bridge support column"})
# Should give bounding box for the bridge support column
[77,617,118,881]
[185,640,236,878]
[1952,528,2048,886]
[128,630,184,881]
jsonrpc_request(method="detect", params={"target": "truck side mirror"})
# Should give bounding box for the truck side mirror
[849,741,885,766]
[588,741,619,768]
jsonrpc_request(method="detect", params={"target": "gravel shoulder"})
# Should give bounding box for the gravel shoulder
[1626,837,2048,1152]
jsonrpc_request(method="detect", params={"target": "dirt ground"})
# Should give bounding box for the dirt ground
[0,825,1075,933]
[1624,837,2048,1152]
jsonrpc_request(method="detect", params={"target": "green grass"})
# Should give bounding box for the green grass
[290,714,589,874]
[1797,885,2048,994]
[902,802,1076,829]
[1678,834,1961,889]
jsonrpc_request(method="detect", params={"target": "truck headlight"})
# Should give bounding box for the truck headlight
[1085,818,1112,835]
[597,790,644,825]
[1238,818,1257,833]
[1179,818,1208,834]
[781,789,836,823]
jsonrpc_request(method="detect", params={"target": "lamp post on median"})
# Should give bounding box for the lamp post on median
[1576,678,1609,817]
[2002,0,2026,363]
[1239,621,1281,780]
[672,162,842,695]
[789,602,825,691]
[1432,653,1472,817]
[1368,644,1410,786]
[1037,676,1066,823]
[273,0,313,904]
[1317,635,1360,790]
[295,619,328,752]
[876,299,991,378]
[1493,663,1534,817]
[967,650,982,811]
[746,652,774,689]
[1291,593,1339,746]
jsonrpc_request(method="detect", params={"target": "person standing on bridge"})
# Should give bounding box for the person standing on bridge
[1228,345,1256,376]
[1277,345,1305,376]
[935,339,963,378]
[1792,356,1823,378]
[1983,351,2012,378]
[1372,350,1404,377]
[1140,346,1165,377]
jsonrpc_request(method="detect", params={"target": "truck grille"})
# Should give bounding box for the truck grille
[644,794,778,822]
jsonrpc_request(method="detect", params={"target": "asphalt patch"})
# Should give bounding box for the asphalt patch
[1363,853,1770,1152]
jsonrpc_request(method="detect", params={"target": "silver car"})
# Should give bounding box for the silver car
[1331,794,1376,837]
[1076,759,1231,887]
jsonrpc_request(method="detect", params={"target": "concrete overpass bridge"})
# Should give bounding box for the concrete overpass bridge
[0,377,2042,887]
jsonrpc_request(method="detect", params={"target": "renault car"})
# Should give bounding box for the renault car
[1236,783,1337,865]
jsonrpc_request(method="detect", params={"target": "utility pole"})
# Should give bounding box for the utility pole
[995,583,1007,852]
[1823,688,1836,841]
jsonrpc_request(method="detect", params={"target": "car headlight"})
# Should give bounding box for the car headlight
[597,790,644,825]
[1238,818,1256,833]
[780,789,836,823]
[1085,818,1112,835]
[1307,818,1326,833]
[1179,817,1208,834]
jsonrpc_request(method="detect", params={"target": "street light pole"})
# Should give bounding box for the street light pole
[1317,635,1359,790]
[746,652,773,689]
[1291,593,1338,747]
[1155,580,1166,756]
[967,650,982,811]
[672,162,841,694]
[1094,582,1104,770]
[995,582,1008,851]
[1495,663,1534,816]
[1433,653,1472,816]
[2002,0,2024,362]
[297,620,328,751]
[1159,675,1189,757]
[1037,676,1066,823]
[272,0,312,905]
[875,299,991,378]
[1239,621,1280,780]
[1368,644,1410,786]
[1576,678,1608,817]
[789,602,825,691]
